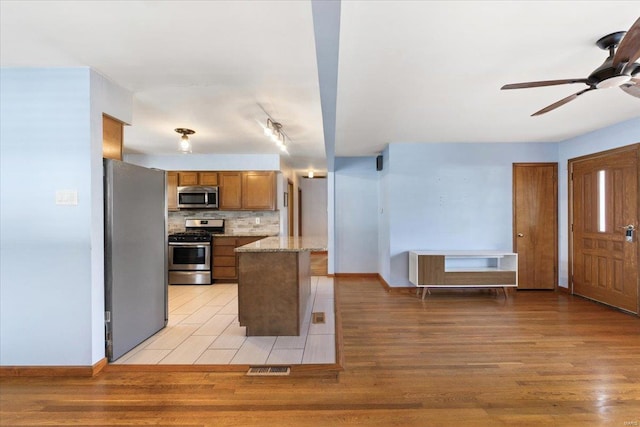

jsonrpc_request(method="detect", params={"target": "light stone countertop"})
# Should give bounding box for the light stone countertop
[235,236,327,252]
[213,232,278,238]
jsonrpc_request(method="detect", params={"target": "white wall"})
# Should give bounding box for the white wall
[299,177,328,238]
[125,154,280,171]
[334,157,379,273]
[378,147,391,280]
[380,142,558,286]
[0,68,131,365]
[327,172,336,274]
[557,117,640,288]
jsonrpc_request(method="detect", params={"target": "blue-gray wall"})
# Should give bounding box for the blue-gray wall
[334,157,379,273]
[331,119,639,287]
[377,142,558,286]
[0,68,131,365]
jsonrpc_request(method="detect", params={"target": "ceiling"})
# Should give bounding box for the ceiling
[2,1,639,173]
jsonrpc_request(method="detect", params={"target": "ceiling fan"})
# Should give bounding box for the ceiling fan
[501,17,640,116]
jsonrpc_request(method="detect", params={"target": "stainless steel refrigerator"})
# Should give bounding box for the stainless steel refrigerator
[104,159,168,362]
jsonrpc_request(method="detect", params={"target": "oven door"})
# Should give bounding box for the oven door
[168,242,211,270]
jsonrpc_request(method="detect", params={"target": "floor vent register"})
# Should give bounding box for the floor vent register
[246,366,291,376]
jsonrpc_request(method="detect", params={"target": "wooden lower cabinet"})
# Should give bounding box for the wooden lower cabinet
[212,236,265,282]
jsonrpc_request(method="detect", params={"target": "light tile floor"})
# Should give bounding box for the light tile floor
[113,276,335,365]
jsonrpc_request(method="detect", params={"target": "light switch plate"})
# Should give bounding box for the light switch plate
[55,190,78,205]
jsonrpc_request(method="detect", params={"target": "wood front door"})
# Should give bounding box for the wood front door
[513,163,558,289]
[570,144,639,314]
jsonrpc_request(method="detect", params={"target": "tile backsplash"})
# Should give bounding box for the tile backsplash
[168,210,280,235]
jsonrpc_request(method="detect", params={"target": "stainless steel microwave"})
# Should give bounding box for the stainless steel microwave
[177,186,219,209]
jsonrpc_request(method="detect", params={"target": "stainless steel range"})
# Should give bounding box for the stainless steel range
[168,219,224,285]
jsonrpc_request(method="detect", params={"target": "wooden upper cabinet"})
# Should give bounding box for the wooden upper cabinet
[219,172,243,210]
[102,114,123,160]
[177,171,218,186]
[242,171,276,210]
[172,170,276,211]
[199,172,218,186]
[167,171,178,211]
[178,172,199,186]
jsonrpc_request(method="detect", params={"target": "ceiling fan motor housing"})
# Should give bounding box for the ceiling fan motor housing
[590,32,635,89]
[590,58,633,88]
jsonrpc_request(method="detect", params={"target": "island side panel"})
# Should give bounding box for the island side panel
[298,251,311,322]
[238,251,301,336]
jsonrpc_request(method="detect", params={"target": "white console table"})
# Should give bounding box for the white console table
[409,250,518,300]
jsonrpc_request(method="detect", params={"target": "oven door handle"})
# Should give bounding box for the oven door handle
[168,242,211,247]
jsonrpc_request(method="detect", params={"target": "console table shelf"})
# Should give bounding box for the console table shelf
[409,250,518,299]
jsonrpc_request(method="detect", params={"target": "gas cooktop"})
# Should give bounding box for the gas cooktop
[168,230,211,243]
[168,218,225,243]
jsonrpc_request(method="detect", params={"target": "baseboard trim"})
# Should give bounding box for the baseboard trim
[92,357,108,376]
[377,274,416,294]
[334,273,378,278]
[0,357,108,378]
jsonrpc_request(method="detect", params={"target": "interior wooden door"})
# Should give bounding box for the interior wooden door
[288,181,294,236]
[298,188,303,236]
[513,163,558,289]
[570,144,639,314]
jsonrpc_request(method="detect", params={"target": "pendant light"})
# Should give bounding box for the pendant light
[175,128,194,153]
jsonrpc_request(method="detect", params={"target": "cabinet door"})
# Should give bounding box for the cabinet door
[212,237,238,280]
[219,172,242,210]
[242,171,276,210]
[167,171,178,211]
[102,114,123,160]
[199,172,218,186]
[177,172,199,186]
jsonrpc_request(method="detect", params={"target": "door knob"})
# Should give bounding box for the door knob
[517,233,524,237]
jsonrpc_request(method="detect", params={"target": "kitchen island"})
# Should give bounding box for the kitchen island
[235,236,327,336]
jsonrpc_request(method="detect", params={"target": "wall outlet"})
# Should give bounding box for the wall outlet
[255,217,260,224]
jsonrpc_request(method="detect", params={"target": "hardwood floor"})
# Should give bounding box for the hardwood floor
[2,277,640,426]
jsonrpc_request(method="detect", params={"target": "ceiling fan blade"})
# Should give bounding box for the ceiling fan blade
[613,17,640,68]
[501,79,589,90]
[531,87,596,116]
[621,77,640,98]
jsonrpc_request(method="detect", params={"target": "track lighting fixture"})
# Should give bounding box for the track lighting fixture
[264,118,287,153]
